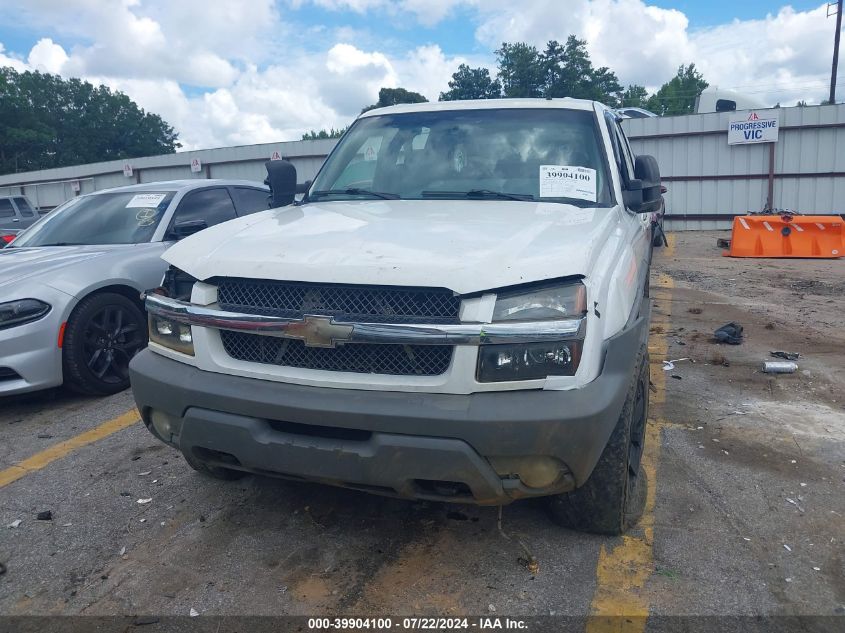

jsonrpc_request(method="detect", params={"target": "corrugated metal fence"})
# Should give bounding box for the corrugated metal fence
[621,103,845,230]
[0,138,338,211]
[3,103,843,229]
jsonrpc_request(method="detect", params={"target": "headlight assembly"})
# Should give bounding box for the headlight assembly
[0,299,51,330]
[478,281,586,382]
[149,314,194,356]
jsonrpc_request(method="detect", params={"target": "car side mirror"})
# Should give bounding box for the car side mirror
[265,160,297,208]
[623,154,662,214]
[171,219,208,239]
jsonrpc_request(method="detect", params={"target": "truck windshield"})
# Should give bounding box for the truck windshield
[309,108,613,206]
[10,191,175,247]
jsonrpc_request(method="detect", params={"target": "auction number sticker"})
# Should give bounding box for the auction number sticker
[126,193,167,208]
[539,165,596,202]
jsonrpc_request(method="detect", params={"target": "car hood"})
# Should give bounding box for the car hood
[164,200,619,295]
[0,244,161,292]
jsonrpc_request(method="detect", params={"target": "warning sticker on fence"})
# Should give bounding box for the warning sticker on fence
[126,193,167,208]
[539,165,597,202]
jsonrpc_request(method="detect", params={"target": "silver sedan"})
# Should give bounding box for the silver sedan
[0,179,269,396]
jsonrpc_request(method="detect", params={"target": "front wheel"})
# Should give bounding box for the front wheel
[62,292,147,395]
[547,347,650,534]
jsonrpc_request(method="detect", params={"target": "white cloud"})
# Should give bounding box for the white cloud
[0,0,838,156]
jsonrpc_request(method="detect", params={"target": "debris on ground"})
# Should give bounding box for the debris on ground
[784,544,792,552]
[709,352,730,367]
[663,358,691,371]
[36,433,53,439]
[488,604,496,613]
[0,562,6,576]
[7,519,22,529]
[35,511,52,521]
[786,497,805,513]
[714,322,743,345]
[770,351,800,361]
[671,375,683,380]
[688,307,703,314]
[189,608,199,617]
[119,546,126,556]
[137,498,153,505]
[120,491,131,497]
[763,361,798,374]
[138,471,152,476]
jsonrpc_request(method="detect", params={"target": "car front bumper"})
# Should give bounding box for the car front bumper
[0,305,65,396]
[129,316,647,505]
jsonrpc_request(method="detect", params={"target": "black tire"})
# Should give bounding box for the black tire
[547,347,650,535]
[62,292,147,396]
[181,449,247,481]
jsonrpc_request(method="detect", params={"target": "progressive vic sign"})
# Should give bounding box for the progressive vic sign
[728,111,779,145]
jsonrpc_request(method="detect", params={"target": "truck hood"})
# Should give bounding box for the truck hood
[164,200,619,295]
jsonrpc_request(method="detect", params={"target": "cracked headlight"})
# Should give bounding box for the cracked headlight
[478,281,586,382]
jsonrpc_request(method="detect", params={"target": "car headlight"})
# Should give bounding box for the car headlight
[149,315,194,356]
[0,299,51,330]
[478,281,586,382]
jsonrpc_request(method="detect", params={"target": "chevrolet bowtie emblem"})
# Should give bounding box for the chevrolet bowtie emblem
[285,315,353,348]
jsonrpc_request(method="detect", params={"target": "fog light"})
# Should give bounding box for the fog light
[150,409,181,443]
[489,456,566,489]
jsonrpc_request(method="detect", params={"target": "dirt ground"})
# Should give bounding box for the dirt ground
[0,230,843,629]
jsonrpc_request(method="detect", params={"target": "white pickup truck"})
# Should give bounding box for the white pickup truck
[129,98,662,534]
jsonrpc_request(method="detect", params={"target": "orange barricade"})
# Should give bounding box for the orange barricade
[724,214,844,258]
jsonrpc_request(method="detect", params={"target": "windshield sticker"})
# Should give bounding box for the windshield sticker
[539,166,597,202]
[126,193,167,208]
[135,208,159,226]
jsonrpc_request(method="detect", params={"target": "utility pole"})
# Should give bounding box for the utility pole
[831,0,843,104]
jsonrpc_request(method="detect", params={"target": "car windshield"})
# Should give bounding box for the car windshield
[9,191,176,247]
[308,108,613,206]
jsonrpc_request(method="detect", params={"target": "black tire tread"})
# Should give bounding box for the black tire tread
[547,346,649,535]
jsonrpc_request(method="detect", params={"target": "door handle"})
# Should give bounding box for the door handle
[11,218,20,222]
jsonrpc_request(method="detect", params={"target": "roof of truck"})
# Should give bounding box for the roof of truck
[359,97,603,118]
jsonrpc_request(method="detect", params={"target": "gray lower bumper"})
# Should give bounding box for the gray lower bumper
[129,317,646,505]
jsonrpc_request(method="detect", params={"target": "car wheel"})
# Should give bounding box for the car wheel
[547,346,649,534]
[62,292,147,396]
[181,449,247,481]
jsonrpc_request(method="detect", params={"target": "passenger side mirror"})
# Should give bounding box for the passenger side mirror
[623,155,662,215]
[171,219,208,239]
[265,160,297,208]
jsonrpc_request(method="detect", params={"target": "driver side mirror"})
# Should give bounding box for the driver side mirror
[622,155,662,214]
[265,160,297,208]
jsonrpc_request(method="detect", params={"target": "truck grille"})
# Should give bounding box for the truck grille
[220,332,452,376]
[216,279,460,324]
[215,279,458,376]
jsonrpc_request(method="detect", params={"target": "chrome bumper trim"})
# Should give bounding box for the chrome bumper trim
[145,294,585,347]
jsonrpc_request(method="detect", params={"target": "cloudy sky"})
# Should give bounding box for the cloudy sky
[0,0,841,150]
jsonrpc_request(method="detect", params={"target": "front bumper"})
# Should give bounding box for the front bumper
[130,316,646,505]
[0,310,64,396]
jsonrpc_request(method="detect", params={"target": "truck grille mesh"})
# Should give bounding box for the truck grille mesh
[220,331,453,376]
[216,279,460,324]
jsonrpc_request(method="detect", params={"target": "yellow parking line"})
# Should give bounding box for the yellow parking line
[587,235,676,632]
[0,409,140,488]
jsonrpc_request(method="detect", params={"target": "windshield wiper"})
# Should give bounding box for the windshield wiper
[421,189,535,201]
[309,188,400,200]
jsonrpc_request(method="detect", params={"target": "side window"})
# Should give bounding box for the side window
[604,112,634,183]
[615,123,636,179]
[14,198,35,217]
[0,199,15,218]
[171,188,237,229]
[231,187,270,216]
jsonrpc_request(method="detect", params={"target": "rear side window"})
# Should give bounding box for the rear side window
[232,187,270,216]
[171,188,237,229]
[14,198,35,217]
[0,199,15,218]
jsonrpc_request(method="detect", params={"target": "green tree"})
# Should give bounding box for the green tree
[645,64,708,116]
[439,64,501,101]
[301,127,347,140]
[621,84,649,108]
[361,87,427,113]
[0,67,179,175]
[495,42,545,98]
